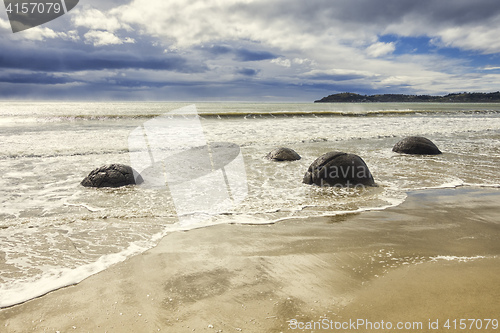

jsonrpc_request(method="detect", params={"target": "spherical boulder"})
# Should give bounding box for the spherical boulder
[303,151,375,187]
[392,136,442,155]
[81,164,143,188]
[266,147,301,161]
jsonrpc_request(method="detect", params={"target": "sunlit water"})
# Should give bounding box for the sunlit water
[1,102,500,307]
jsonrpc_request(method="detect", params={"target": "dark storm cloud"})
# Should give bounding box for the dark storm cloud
[205,45,278,61]
[206,45,232,55]
[0,72,76,84]
[234,49,277,61]
[237,68,259,76]
[231,0,500,32]
[0,44,206,73]
[0,51,196,72]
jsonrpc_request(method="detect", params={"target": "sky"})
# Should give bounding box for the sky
[1,0,500,101]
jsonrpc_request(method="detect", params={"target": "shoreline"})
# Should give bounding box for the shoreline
[1,186,500,332]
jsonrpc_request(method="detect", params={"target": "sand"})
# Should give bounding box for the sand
[1,187,500,332]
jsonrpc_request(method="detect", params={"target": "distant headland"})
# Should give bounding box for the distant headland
[314,92,500,103]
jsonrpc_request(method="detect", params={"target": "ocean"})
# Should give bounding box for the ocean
[1,101,500,308]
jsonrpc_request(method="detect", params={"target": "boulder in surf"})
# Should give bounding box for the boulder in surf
[392,136,442,155]
[81,164,143,188]
[266,147,301,161]
[303,151,375,187]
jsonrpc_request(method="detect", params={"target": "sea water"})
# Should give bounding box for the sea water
[1,102,500,307]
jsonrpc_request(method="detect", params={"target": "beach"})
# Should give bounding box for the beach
[1,187,499,332]
[1,102,500,332]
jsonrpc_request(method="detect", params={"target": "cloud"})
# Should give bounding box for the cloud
[0,18,10,30]
[237,68,259,76]
[271,58,291,68]
[107,0,500,52]
[104,0,500,80]
[8,26,67,41]
[234,49,277,62]
[366,42,396,57]
[69,0,500,65]
[72,8,130,32]
[304,69,376,82]
[113,0,240,47]
[204,45,278,61]
[380,1,500,54]
[71,7,136,47]
[84,30,135,46]
[293,58,314,65]
[0,72,76,84]
[437,22,500,54]
[205,45,232,56]
[1,0,500,100]
[0,44,203,73]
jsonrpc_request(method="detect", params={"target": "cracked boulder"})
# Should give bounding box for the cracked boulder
[392,136,442,155]
[81,164,143,188]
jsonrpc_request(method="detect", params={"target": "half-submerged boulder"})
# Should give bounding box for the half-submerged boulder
[81,164,143,188]
[392,136,442,155]
[303,152,375,187]
[266,147,301,161]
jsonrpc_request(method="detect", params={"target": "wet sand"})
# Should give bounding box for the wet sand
[1,187,500,332]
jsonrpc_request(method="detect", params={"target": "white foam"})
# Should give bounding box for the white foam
[0,234,164,308]
[268,196,408,225]
[463,183,500,188]
[63,202,104,212]
[430,255,488,262]
[414,181,465,191]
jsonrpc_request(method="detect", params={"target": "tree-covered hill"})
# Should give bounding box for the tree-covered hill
[314,92,500,103]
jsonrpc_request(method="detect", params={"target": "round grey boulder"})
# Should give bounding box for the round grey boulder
[392,136,442,155]
[303,151,375,187]
[81,164,143,188]
[266,147,301,161]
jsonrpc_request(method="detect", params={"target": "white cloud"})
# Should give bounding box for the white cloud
[0,17,70,41]
[384,7,500,54]
[73,8,130,32]
[271,57,291,68]
[293,58,315,66]
[17,27,67,41]
[366,42,396,57]
[112,0,238,47]
[438,23,500,54]
[90,0,498,62]
[109,0,364,50]
[0,18,10,31]
[293,58,307,64]
[84,30,135,46]
[63,0,500,96]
